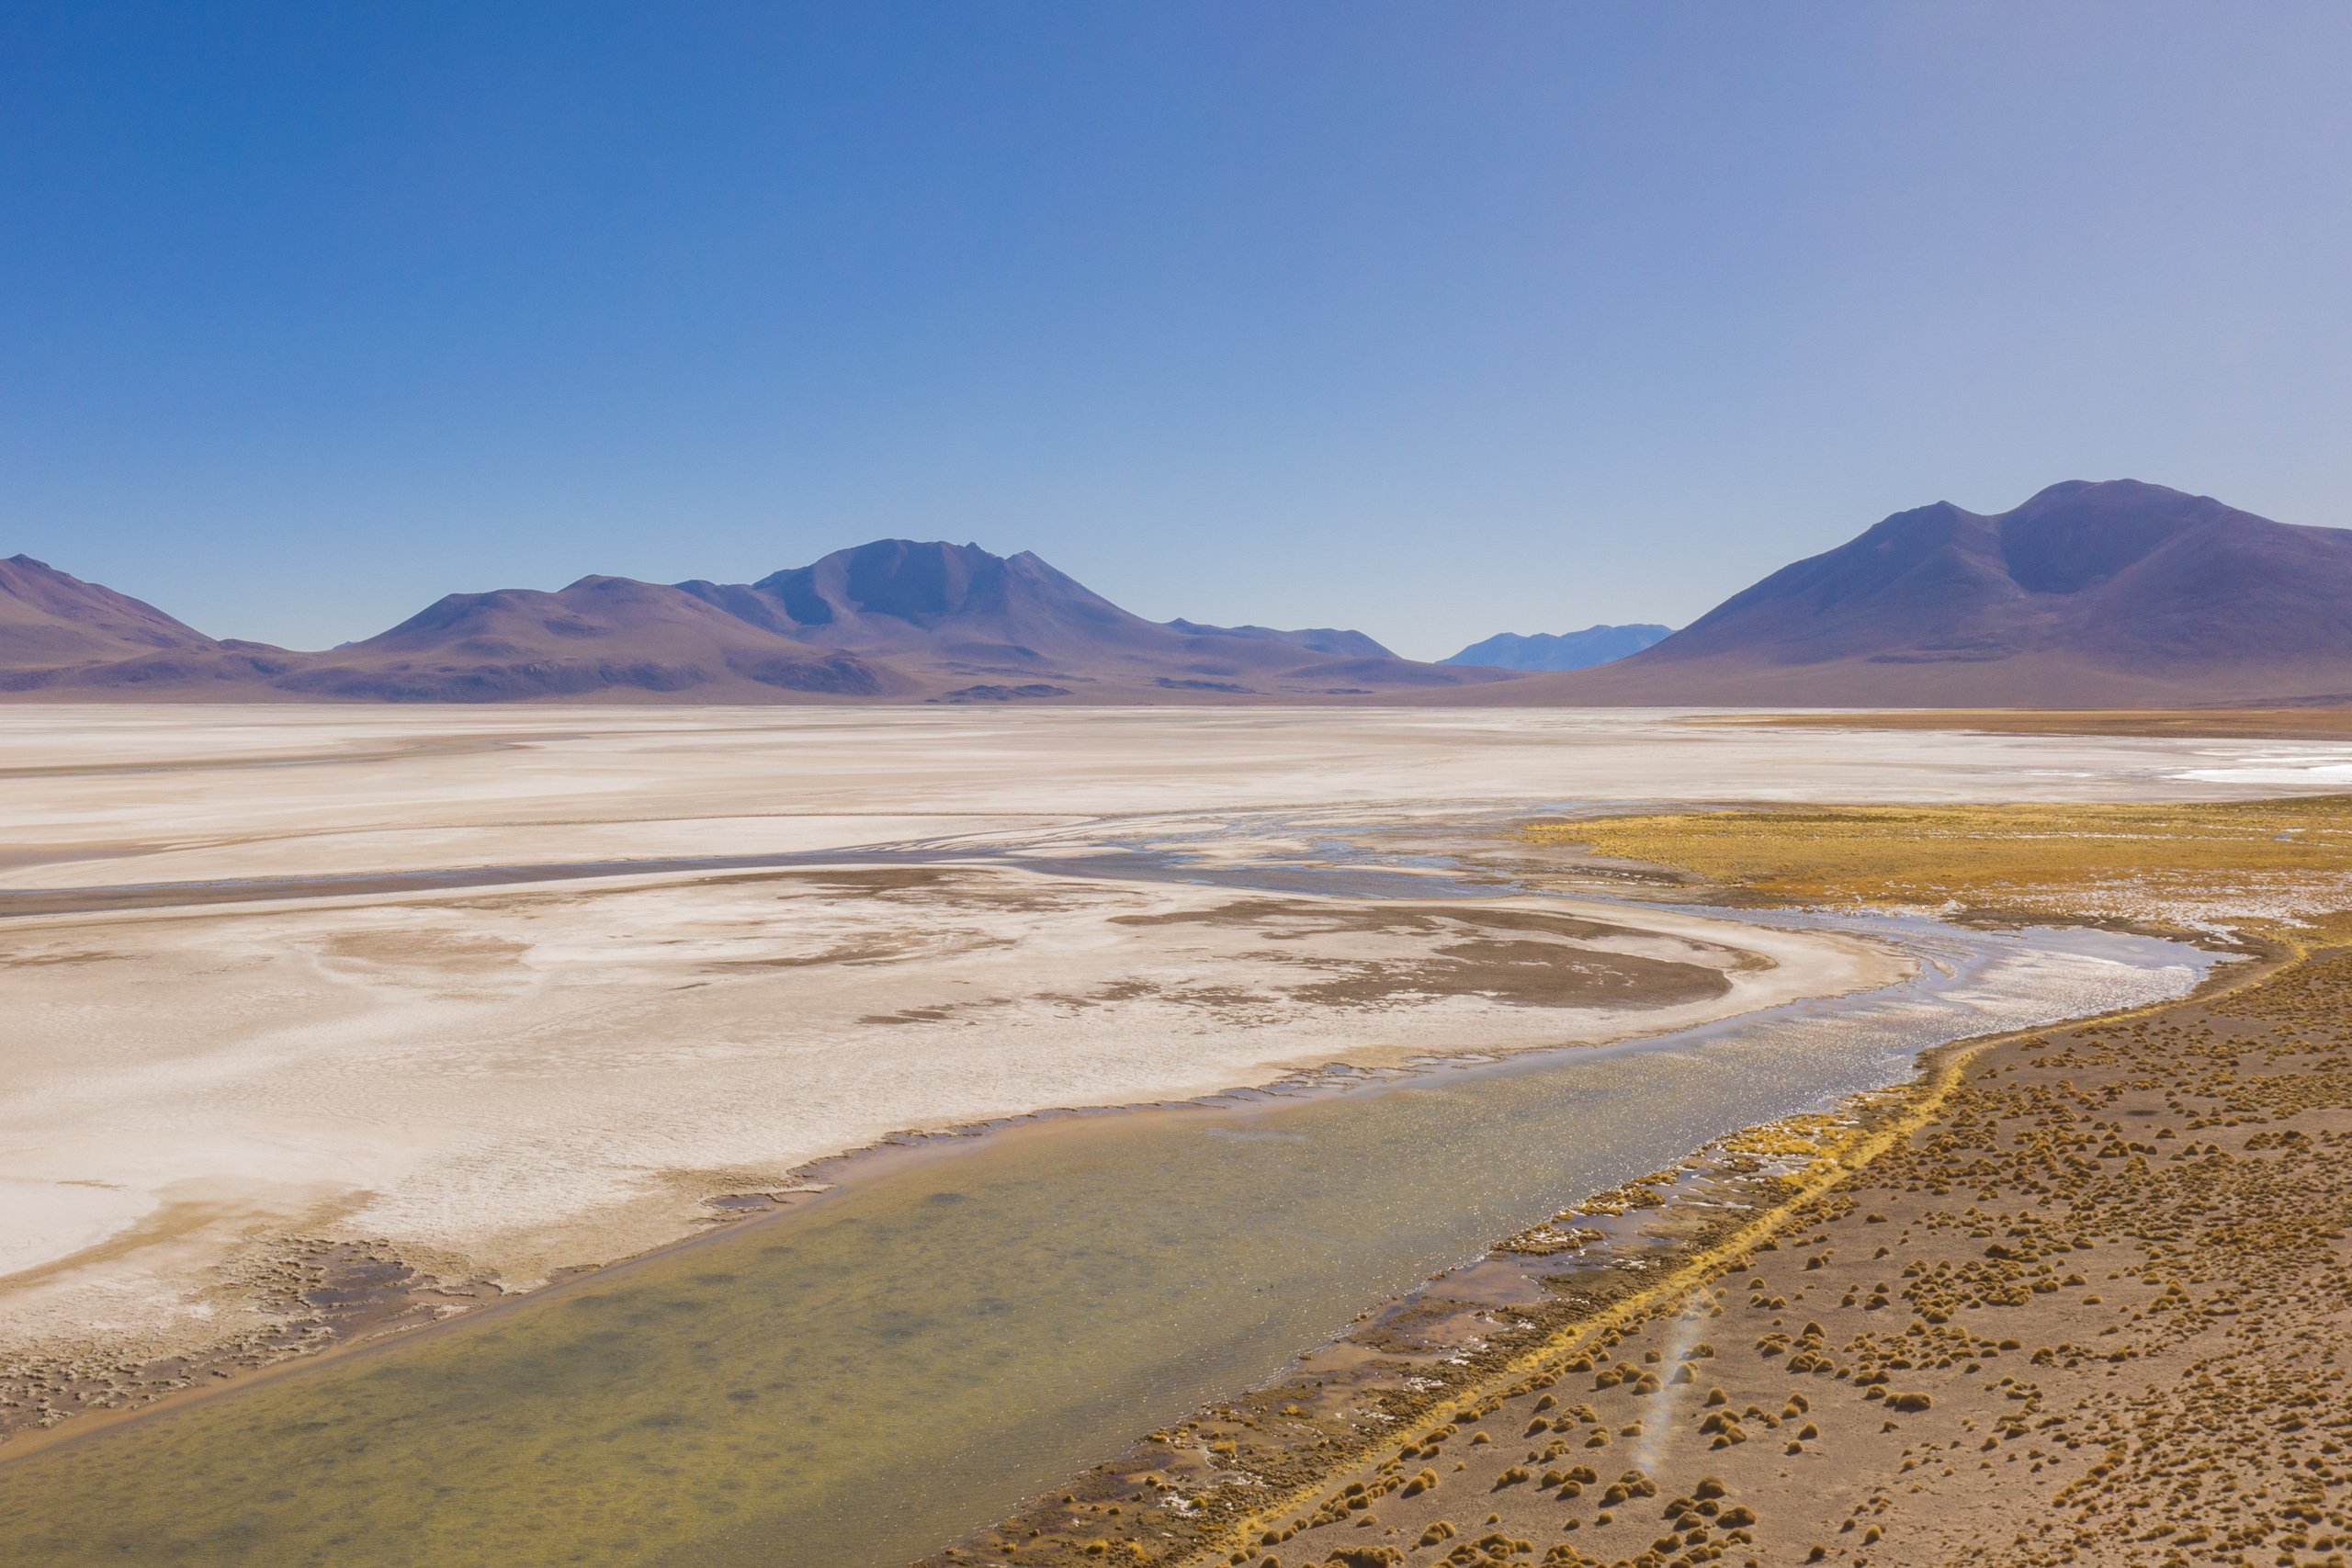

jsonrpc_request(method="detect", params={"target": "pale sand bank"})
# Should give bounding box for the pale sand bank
[0,864,1894,1366]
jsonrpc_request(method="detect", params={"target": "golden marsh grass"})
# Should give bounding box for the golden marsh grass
[1525,795,2352,923]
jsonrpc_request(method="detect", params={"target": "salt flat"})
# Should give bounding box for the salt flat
[1,705,2345,1390]
[6,705,2341,890]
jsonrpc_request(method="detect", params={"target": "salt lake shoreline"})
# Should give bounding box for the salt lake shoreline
[0,893,2222,1568]
[925,927,2278,1568]
[4,708,2344,1567]
[0,881,1912,1461]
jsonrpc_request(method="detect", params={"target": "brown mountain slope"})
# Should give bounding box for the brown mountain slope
[0,555,315,696]
[0,539,1508,703]
[280,576,901,702]
[0,556,218,674]
[1162,619,1394,659]
[675,538,1505,701]
[1441,479,2352,707]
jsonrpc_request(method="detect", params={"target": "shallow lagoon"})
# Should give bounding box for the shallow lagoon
[0,904,2205,1568]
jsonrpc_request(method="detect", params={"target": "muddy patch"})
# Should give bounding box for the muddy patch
[0,1237,498,1443]
[1293,938,1728,1010]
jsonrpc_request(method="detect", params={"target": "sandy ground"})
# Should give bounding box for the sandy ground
[4,705,2350,1433]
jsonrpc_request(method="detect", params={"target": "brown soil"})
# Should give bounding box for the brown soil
[1112,899,1738,1010]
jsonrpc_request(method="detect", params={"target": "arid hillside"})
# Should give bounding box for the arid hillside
[0,541,1510,704]
[1433,480,2352,707]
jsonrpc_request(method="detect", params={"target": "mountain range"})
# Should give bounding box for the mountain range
[7,479,2348,707]
[0,539,1510,704]
[1441,625,1673,671]
[1458,479,2352,707]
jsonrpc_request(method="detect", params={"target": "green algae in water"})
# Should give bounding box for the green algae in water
[0,923,2206,1568]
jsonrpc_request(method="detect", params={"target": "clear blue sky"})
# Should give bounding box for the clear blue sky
[5,2,2348,658]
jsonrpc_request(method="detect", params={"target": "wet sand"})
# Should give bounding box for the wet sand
[0,859,1884,1404]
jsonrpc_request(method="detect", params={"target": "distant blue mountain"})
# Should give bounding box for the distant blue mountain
[1439,624,1673,671]
[1163,618,1393,659]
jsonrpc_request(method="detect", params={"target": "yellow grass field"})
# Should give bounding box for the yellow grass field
[1527,796,2352,927]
